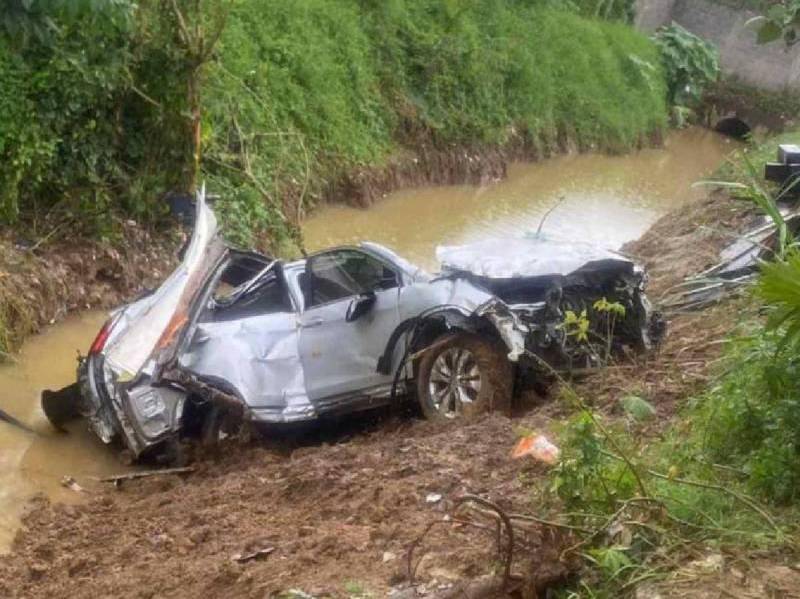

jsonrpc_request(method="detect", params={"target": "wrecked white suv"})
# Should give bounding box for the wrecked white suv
[44,192,662,460]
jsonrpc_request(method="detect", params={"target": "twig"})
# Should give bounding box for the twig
[130,84,162,109]
[560,497,662,560]
[535,195,565,237]
[597,449,781,535]
[407,519,446,584]
[407,494,516,591]
[0,408,36,434]
[506,512,593,535]
[647,469,781,535]
[454,495,515,591]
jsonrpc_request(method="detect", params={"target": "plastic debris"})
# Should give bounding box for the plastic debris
[60,476,86,493]
[511,434,560,465]
[425,492,443,504]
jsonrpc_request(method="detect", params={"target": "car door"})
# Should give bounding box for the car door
[176,257,310,418]
[298,248,401,400]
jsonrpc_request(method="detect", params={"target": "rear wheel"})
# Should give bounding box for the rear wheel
[416,332,512,420]
[201,404,243,447]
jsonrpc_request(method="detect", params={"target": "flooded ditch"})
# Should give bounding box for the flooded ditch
[305,128,738,268]
[0,127,736,553]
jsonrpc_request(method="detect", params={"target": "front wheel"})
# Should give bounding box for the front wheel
[416,332,513,421]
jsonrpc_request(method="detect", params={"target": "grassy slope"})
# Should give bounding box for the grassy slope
[204,1,668,247]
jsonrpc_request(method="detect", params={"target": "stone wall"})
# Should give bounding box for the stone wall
[635,0,800,90]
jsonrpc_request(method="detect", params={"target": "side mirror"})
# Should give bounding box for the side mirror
[346,291,376,322]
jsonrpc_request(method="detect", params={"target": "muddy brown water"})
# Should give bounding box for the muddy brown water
[0,127,735,552]
[305,128,739,269]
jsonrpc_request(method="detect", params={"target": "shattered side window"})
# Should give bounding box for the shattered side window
[206,257,292,320]
[307,250,397,307]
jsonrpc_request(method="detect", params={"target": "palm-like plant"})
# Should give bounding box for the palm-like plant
[759,250,800,349]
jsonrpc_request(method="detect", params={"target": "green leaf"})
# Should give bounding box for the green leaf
[757,21,783,44]
[620,395,657,422]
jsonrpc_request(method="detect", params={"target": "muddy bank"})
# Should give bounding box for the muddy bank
[0,186,768,598]
[321,130,663,210]
[0,412,576,598]
[573,187,761,422]
[0,221,181,355]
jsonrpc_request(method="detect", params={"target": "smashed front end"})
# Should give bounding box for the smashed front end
[437,237,664,370]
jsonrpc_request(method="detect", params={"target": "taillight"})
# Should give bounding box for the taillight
[89,318,115,355]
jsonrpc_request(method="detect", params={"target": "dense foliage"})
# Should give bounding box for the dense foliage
[749,0,800,46]
[653,23,720,110]
[0,0,667,251]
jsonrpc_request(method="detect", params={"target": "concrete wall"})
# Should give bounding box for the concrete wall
[635,0,800,90]
[635,0,677,32]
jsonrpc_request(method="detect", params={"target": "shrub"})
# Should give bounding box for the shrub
[653,23,720,109]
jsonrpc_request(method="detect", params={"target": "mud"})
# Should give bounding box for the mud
[0,410,578,598]
[575,188,761,422]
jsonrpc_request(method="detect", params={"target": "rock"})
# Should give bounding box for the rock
[28,562,49,580]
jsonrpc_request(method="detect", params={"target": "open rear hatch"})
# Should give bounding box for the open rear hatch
[42,190,227,444]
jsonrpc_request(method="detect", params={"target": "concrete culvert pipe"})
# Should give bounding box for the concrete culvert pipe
[714,116,751,140]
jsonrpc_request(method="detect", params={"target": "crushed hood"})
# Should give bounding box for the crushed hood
[436,236,634,279]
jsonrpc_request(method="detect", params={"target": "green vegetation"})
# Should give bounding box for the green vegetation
[748,0,800,46]
[0,0,668,252]
[539,132,800,596]
[653,23,720,124]
[716,125,800,184]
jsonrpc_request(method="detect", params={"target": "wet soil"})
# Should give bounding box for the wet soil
[574,188,762,422]
[0,186,770,598]
[0,411,577,598]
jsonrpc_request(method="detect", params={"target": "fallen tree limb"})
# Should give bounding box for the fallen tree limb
[0,407,36,434]
[98,467,194,484]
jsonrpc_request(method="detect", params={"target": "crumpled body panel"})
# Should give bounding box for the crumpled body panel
[178,311,314,423]
[437,236,633,279]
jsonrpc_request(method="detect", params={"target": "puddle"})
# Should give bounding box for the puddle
[0,126,737,552]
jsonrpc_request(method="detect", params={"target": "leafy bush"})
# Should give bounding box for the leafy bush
[653,23,720,108]
[693,327,800,503]
[748,0,800,47]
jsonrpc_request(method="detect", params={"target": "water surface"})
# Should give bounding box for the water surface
[304,128,737,268]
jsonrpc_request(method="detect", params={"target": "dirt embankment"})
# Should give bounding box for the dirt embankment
[575,189,759,420]
[325,130,663,210]
[0,187,769,598]
[0,221,181,354]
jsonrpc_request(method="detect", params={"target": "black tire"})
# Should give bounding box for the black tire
[200,404,242,447]
[416,332,513,421]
